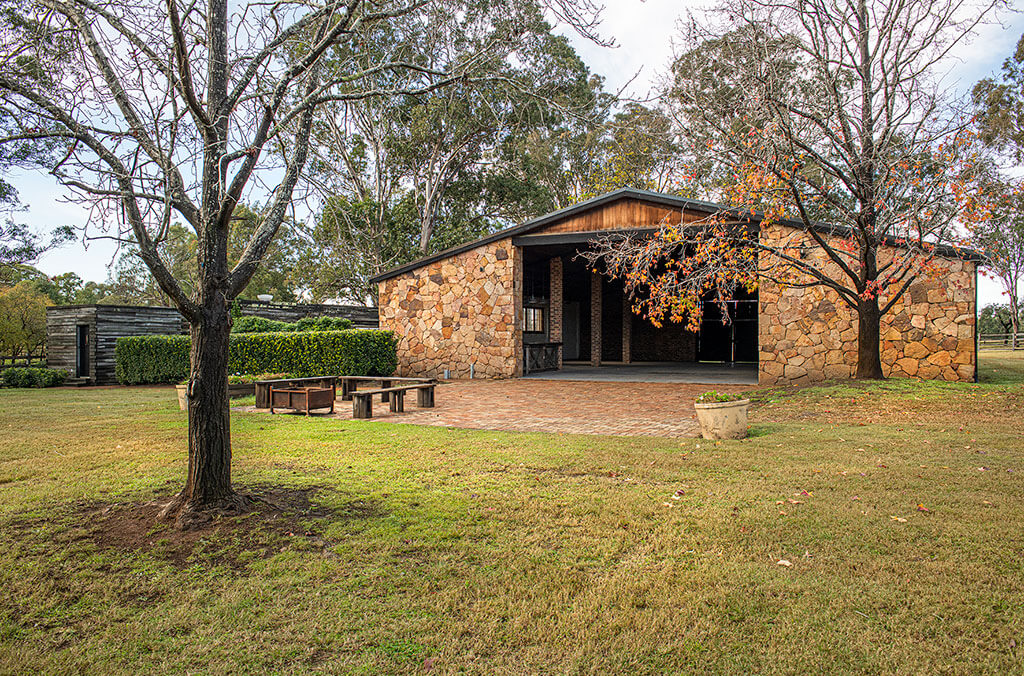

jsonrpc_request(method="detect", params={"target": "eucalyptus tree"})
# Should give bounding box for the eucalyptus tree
[298,2,606,301]
[973,34,1024,346]
[0,0,603,525]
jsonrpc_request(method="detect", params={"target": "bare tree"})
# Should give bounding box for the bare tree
[587,0,998,379]
[0,0,602,525]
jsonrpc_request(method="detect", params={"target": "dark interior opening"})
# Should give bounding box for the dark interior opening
[522,244,758,367]
[76,324,90,378]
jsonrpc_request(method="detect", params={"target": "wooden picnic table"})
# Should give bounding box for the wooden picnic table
[255,374,437,419]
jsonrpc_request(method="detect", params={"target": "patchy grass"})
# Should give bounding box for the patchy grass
[978,349,1024,385]
[0,356,1022,674]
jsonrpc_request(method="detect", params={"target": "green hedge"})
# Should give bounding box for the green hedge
[115,330,397,384]
[231,316,353,334]
[115,335,191,384]
[1,367,68,388]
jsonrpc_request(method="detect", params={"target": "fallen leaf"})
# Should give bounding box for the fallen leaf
[889,516,907,523]
[916,504,930,512]
[777,559,793,567]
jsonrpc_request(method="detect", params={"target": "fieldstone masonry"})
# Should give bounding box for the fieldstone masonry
[758,224,976,386]
[376,197,977,387]
[379,240,521,378]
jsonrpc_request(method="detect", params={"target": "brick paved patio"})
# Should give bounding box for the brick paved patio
[245,379,751,438]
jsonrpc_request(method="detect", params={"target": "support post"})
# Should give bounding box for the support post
[590,271,602,367]
[353,394,372,419]
[417,386,435,408]
[622,297,632,364]
[549,257,563,369]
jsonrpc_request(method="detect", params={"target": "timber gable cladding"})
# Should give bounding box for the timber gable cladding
[374,188,978,385]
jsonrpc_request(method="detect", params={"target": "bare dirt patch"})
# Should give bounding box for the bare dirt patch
[42,486,382,570]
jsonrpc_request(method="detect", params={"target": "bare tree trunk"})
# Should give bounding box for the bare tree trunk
[855,297,884,379]
[161,294,251,525]
[1011,296,1020,348]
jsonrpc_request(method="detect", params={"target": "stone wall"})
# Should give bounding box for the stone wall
[758,224,976,386]
[378,239,520,378]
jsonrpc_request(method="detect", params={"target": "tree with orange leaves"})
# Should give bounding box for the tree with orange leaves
[584,0,1001,379]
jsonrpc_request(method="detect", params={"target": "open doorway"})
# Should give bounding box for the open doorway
[76,324,90,378]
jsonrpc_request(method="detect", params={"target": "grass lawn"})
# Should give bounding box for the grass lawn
[1,354,1022,674]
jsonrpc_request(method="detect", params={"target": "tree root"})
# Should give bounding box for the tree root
[158,491,261,530]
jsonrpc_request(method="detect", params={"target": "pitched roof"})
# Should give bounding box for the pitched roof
[369,187,981,284]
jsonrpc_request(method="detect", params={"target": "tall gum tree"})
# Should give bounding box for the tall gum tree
[587,0,999,380]
[0,0,603,526]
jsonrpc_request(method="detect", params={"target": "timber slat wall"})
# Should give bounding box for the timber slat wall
[46,306,96,381]
[533,198,701,235]
[236,300,378,328]
[94,306,186,384]
[46,301,379,385]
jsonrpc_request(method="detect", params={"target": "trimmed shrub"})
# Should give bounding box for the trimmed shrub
[293,316,353,332]
[115,334,191,385]
[231,316,292,334]
[1,367,68,388]
[231,315,353,334]
[116,330,397,384]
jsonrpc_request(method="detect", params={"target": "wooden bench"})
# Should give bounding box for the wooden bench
[351,382,435,419]
[339,376,435,403]
[269,386,336,415]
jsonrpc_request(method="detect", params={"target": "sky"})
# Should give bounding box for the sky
[14,0,1024,306]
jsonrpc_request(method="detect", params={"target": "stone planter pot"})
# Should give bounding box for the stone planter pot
[694,399,750,440]
[176,383,256,411]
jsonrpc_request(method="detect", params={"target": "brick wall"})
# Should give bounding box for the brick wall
[378,239,520,378]
[630,317,698,362]
[758,224,976,386]
[590,272,602,366]
[549,257,563,368]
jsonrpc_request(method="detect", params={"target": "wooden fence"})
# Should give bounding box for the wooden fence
[979,333,1023,350]
[0,355,45,367]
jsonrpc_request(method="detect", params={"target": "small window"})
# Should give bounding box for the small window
[524,307,544,333]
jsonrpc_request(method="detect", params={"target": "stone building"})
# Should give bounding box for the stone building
[372,188,979,386]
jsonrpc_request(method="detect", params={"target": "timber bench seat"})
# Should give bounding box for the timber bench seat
[351,382,435,419]
[339,376,435,403]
